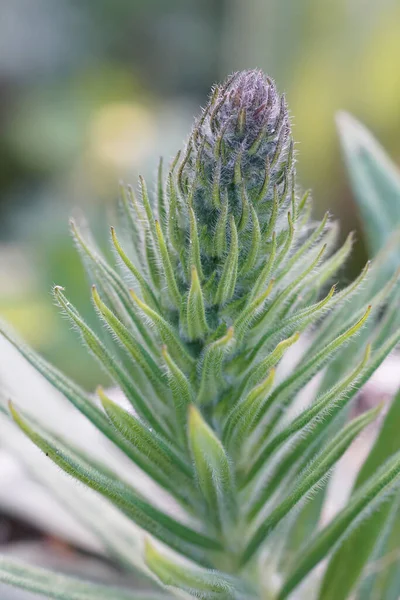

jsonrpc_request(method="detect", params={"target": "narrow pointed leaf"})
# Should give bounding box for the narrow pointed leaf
[188,405,236,535]
[247,305,372,456]
[223,368,275,449]
[279,445,400,600]
[0,321,178,474]
[92,285,166,399]
[111,226,160,311]
[98,388,193,487]
[319,387,400,600]
[157,157,167,234]
[145,540,250,599]
[167,172,184,255]
[187,266,209,341]
[251,242,326,332]
[241,331,300,398]
[155,220,182,308]
[247,344,371,497]
[162,345,193,437]
[188,207,204,280]
[54,286,169,437]
[130,291,194,372]
[0,558,167,600]
[70,219,156,352]
[9,402,221,562]
[247,326,400,515]
[241,405,381,566]
[337,112,400,268]
[250,231,277,300]
[239,205,261,274]
[197,327,235,405]
[234,279,275,342]
[214,216,239,305]
[214,191,229,257]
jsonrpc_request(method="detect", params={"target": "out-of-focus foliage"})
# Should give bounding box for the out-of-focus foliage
[0,0,399,387]
[337,112,400,274]
[224,0,400,208]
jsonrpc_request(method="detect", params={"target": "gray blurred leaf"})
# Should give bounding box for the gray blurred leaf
[336,112,400,272]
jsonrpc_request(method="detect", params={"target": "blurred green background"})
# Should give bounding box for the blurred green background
[0,0,399,389]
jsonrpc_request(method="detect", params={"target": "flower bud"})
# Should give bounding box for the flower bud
[181,70,294,234]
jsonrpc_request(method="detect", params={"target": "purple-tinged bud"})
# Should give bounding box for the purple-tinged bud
[168,70,296,307]
[179,70,294,235]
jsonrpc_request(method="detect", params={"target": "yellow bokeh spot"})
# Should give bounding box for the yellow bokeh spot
[0,302,57,346]
[89,102,156,168]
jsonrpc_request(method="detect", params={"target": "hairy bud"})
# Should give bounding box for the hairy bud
[172,70,295,303]
[181,70,293,230]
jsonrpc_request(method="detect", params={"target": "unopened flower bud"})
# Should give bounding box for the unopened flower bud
[180,69,294,235]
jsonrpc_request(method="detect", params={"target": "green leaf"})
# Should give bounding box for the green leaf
[319,388,400,600]
[279,442,400,599]
[356,495,400,600]
[91,285,166,400]
[0,557,167,600]
[188,206,205,280]
[245,305,372,463]
[157,157,167,235]
[214,216,239,305]
[70,219,156,354]
[145,539,251,599]
[9,402,221,564]
[307,259,392,362]
[223,367,276,451]
[167,171,184,256]
[240,331,300,399]
[188,405,236,536]
[139,175,158,244]
[246,344,371,511]
[276,212,329,284]
[309,230,354,290]
[273,211,294,273]
[211,159,222,208]
[0,411,150,571]
[155,220,182,308]
[247,281,337,366]
[256,155,271,202]
[241,405,381,566]
[312,265,400,404]
[337,112,400,266]
[130,290,194,372]
[246,325,400,517]
[214,191,229,257]
[137,175,162,291]
[111,226,160,312]
[118,182,144,265]
[250,231,276,300]
[239,204,261,274]
[98,387,194,493]
[251,241,326,332]
[238,180,250,231]
[262,184,279,240]
[161,345,193,438]
[187,265,209,341]
[234,279,275,342]
[0,320,170,470]
[273,283,336,335]
[54,286,169,438]
[197,327,235,405]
